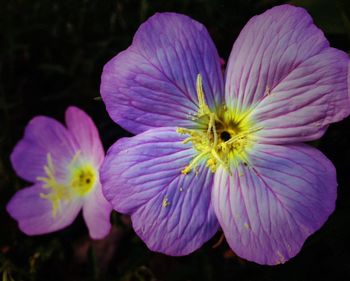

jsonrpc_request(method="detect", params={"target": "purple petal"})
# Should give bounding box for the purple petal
[212,143,336,265]
[226,4,327,108]
[82,183,112,239]
[11,116,78,182]
[7,183,83,235]
[65,106,104,166]
[225,4,349,142]
[101,127,219,255]
[250,48,349,143]
[101,13,224,134]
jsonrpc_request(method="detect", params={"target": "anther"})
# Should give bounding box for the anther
[196,74,210,116]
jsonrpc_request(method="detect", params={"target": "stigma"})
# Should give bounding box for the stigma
[37,153,97,217]
[177,74,261,175]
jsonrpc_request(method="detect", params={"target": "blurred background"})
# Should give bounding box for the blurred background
[1,0,350,280]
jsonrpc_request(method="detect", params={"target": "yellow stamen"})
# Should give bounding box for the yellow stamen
[177,73,261,175]
[181,150,209,175]
[68,150,81,169]
[196,74,211,116]
[37,154,70,217]
[37,152,97,217]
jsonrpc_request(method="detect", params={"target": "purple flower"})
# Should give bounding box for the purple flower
[7,107,112,239]
[100,5,350,264]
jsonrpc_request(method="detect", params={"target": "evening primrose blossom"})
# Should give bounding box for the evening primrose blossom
[100,5,350,264]
[7,107,112,239]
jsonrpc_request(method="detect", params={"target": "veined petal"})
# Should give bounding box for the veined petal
[212,143,336,265]
[101,127,219,255]
[225,4,327,108]
[11,116,78,182]
[250,48,349,143]
[225,4,349,135]
[82,182,112,240]
[7,183,83,235]
[65,106,104,166]
[101,13,224,134]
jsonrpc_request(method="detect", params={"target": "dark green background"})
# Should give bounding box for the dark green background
[1,0,350,280]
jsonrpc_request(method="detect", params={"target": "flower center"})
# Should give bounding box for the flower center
[176,74,261,175]
[70,164,96,196]
[37,153,97,217]
[220,131,231,142]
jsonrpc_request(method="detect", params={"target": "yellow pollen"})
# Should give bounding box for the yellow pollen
[162,195,170,207]
[177,74,261,175]
[37,152,97,217]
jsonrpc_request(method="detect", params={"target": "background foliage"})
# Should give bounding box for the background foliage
[1,0,350,280]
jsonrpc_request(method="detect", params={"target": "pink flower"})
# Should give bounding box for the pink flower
[7,106,112,239]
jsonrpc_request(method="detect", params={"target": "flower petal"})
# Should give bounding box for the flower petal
[225,4,349,142]
[250,48,349,143]
[212,143,336,265]
[101,127,219,255]
[101,13,224,134]
[226,4,327,108]
[65,106,104,166]
[11,116,78,182]
[7,183,83,235]
[82,183,112,240]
